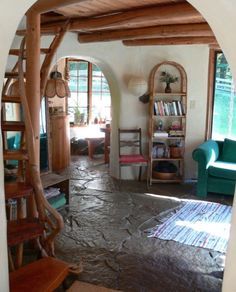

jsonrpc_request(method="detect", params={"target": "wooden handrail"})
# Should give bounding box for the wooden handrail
[18,38,64,256]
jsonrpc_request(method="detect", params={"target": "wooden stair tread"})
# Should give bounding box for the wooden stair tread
[5,182,33,200]
[9,48,51,56]
[5,72,25,78]
[7,218,44,246]
[10,257,69,292]
[2,121,25,131]
[3,150,28,160]
[2,95,21,103]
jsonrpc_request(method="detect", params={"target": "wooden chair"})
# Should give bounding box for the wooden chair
[118,128,148,181]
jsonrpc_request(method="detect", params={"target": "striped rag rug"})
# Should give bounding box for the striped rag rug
[148,200,232,253]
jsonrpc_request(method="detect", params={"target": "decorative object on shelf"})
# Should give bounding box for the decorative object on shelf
[159,71,179,93]
[128,76,148,96]
[139,92,150,104]
[152,161,177,180]
[148,61,187,185]
[169,144,183,158]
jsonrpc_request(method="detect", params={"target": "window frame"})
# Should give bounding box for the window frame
[66,58,111,125]
[206,48,223,140]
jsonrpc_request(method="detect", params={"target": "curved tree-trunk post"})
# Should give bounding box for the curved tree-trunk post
[26,9,41,218]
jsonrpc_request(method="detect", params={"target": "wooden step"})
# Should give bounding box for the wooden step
[5,182,33,200]
[10,257,69,292]
[5,72,26,78]
[9,48,51,56]
[2,121,25,131]
[7,218,44,246]
[2,95,21,103]
[3,150,28,160]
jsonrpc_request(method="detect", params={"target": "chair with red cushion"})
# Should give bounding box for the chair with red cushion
[118,128,148,181]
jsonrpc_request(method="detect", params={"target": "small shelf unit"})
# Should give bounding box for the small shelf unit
[148,61,187,185]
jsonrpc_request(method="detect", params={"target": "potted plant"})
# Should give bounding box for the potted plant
[73,104,81,125]
[160,71,179,93]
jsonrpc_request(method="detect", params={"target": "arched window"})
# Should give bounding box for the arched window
[67,58,111,125]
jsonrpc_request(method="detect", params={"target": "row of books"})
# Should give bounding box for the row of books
[154,100,185,116]
[153,130,184,138]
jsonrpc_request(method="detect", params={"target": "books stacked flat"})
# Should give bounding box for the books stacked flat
[154,100,185,116]
[44,187,66,209]
[169,130,185,137]
[153,131,169,138]
[44,187,61,199]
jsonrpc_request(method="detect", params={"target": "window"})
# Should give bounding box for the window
[67,59,111,125]
[208,50,236,140]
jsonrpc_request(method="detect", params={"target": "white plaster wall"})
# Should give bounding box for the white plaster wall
[49,33,209,179]
[0,1,236,291]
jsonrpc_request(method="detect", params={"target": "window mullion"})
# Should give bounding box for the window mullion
[88,62,92,124]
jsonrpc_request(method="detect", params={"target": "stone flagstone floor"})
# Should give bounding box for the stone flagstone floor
[55,155,232,292]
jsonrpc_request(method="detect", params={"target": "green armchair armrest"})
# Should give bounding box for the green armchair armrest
[192,140,220,197]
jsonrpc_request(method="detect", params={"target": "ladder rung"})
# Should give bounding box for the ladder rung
[5,182,33,200]
[7,218,44,246]
[9,257,69,291]
[9,48,51,56]
[2,95,21,103]
[4,150,28,161]
[2,121,25,131]
[5,72,26,78]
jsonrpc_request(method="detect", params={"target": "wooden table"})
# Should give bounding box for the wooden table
[85,137,104,160]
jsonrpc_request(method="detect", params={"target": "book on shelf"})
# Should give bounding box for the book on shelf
[169,130,185,137]
[153,100,185,116]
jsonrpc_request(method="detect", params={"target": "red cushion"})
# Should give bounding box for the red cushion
[119,154,147,164]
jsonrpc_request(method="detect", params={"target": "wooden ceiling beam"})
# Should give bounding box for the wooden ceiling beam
[78,23,213,43]
[17,2,204,35]
[70,2,204,31]
[123,36,218,46]
[31,0,87,14]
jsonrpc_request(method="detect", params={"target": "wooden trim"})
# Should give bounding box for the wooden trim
[205,48,221,140]
[78,23,213,43]
[123,36,217,46]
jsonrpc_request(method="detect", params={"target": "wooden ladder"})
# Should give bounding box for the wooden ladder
[1,15,72,290]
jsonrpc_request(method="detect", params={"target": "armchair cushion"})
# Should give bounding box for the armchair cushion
[208,161,236,180]
[222,138,236,163]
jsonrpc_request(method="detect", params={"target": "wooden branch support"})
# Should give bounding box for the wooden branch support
[40,22,70,99]
[78,23,213,43]
[123,36,218,46]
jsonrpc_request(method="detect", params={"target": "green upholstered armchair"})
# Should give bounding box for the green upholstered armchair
[192,139,236,197]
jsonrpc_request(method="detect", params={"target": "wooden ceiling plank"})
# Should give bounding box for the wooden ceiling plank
[70,2,204,31]
[122,36,218,46]
[55,0,185,18]
[30,2,204,35]
[78,23,213,43]
[31,0,88,14]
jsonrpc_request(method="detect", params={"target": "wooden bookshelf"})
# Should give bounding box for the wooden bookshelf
[148,61,187,185]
